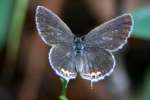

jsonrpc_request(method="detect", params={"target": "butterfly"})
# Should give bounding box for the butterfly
[35,6,133,83]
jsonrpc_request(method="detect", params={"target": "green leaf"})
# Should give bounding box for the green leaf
[1,0,29,84]
[6,0,29,60]
[0,0,13,51]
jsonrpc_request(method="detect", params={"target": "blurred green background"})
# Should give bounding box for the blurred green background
[0,0,150,100]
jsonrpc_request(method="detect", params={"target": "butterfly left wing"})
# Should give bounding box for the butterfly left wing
[78,47,115,82]
[49,45,77,80]
[36,6,74,46]
[85,14,133,52]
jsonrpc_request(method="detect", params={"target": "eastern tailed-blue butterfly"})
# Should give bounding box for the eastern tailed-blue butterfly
[35,6,133,83]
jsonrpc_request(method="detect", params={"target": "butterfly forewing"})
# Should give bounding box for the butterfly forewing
[49,45,77,80]
[85,14,133,52]
[78,47,115,82]
[36,6,74,46]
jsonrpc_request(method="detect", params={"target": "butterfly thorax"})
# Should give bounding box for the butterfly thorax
[73,37,85,54]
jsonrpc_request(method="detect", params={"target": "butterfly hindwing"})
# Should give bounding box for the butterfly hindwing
[85,14,133,52]
[36,6,74,46]
[77,47,115,82]
[49,45,77,80]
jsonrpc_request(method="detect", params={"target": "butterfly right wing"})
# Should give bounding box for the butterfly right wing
[49,45,77,80]
[85,14,133,52]
[77,47,115,82]
[36,6,74,46]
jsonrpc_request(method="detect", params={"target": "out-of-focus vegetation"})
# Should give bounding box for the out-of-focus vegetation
[137,72,150,100]
[132,6,150,40]
[6,0,29,60]
[0,0,13,51]
[0,0,29,59]
[0,0,29,88]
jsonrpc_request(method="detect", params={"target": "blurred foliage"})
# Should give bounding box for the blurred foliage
[6,0,29,60]
[136,71,150,100]
[0,0,29,87]
[132,6,150,40]
[0,0,13,51]
[0,0,29,58]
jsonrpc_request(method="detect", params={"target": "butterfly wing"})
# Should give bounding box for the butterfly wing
[36,6,74,46]
[78,47,115,82]
[49,45,77,80]
[85,14,133,52]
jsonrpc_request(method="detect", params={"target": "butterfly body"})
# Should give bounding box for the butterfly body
[73,37,85,54]
[36,6,133,82]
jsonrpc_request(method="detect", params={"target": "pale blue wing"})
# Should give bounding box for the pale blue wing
[85,14,133,52]
[36,6,74,46]
[78,47,115,82]
[49,45,77,80]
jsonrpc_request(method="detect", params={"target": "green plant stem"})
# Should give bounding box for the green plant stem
[59,78,68,100]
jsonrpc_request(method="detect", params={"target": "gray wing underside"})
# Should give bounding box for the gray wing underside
[78,47,115,82]
[49,45,77,80]
[36,6,74,46]
[85,14,133,52]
